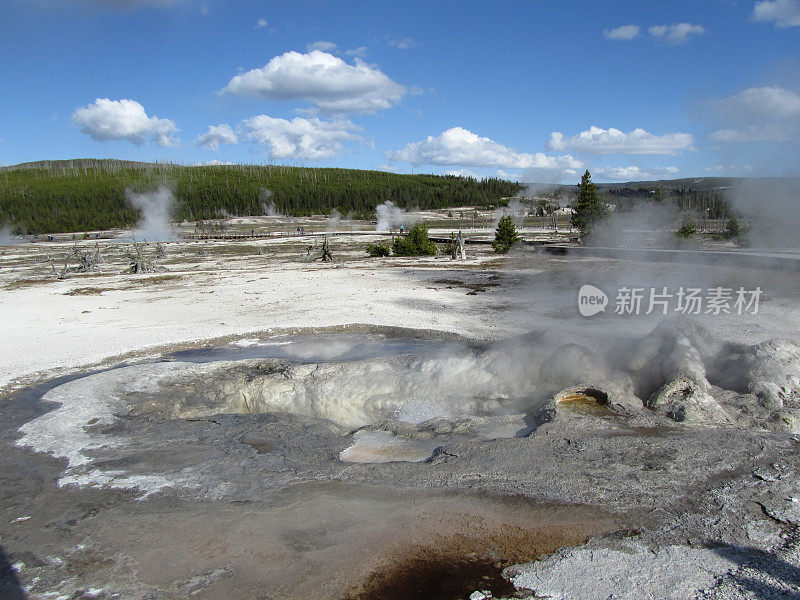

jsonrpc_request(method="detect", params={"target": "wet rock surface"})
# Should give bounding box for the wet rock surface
[339,430,440,463]
[4,324,800,599]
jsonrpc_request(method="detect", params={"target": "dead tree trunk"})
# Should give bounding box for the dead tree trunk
[451,230,466,260]
[316,236,333,261]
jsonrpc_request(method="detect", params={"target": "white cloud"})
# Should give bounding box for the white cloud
[604,25,641,41]
[718,86,800,120]
[445,169,482,179]
[345,46,368,57]
[547,126,695,155]
[387,36,416,49]
[241,115,362,161]
[196,124,238,150]
[648,23,707,44]
[256,17,268,28]
[387,127,583,172]
[753,0,800,27]
[195,159,235,166]
[223,50,407,114]
[711,86,800,142]
[72,98,178,146]
[494,169,520,181]
[307,40,338,52]
[594,165,680,181]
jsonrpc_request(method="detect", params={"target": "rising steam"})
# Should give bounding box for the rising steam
[260,189,282,217]
[126,186,176,242]
[726,178,800,249]
[327,208,342,232]
[376,200,416,231]
[493,198,527,228]
[588,202,685,249]
[0,225,20,246]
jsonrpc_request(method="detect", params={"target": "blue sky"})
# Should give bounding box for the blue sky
[2,0,800,182]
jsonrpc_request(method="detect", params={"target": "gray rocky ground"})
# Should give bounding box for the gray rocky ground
[3,318,800,599]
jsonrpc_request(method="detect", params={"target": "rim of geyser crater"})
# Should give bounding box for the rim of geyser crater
[0,324,486,397]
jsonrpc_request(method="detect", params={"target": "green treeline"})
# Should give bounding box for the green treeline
[0,162,523,234]
[602,186,733,219]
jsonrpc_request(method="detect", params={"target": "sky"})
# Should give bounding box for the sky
[1,0,800,182]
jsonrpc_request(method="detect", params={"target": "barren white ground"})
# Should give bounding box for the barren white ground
[3,228,799,393]
[0,234,511,392]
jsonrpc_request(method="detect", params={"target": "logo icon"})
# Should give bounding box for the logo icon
[578,284,608,317]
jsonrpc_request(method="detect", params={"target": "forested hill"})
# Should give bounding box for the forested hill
[0,160,523,234]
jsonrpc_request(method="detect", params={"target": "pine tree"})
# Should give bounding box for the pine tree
[572,170,608,241]
[392,223,437,256]
[492,214,520,254]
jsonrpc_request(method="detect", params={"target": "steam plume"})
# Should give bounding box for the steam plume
[376,200,415,231]
[727,178,800,249]
[126,186,176,242]
[260,189,282,217]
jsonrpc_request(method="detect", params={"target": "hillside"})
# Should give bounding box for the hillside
[0,160,522,234]
[0,158,159,172]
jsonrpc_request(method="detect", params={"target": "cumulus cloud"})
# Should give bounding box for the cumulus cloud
[494,169,520,181]
[604,25,641,40]
[196,124,238,150]
[753,0,800,27]
[710,86,800,142]
[387,127,583,173]
[256,17,268,28]
[307,40,338,52]
[72,98,178,146]
[594,165,680,181]
[241,115,362,161]
[445,168,482,179]
[546,126,695,155]
[718,86,800,120]
[648,23,707,44]
[195,159,235,166]
[223,50,407,114]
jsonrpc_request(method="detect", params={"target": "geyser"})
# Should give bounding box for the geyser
[16,324,800,495]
